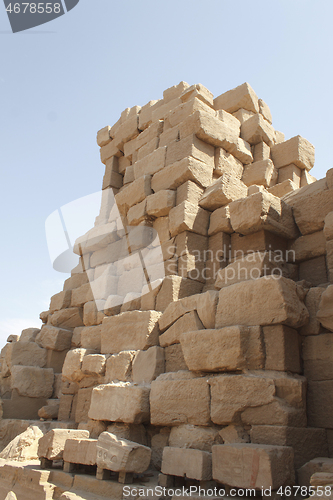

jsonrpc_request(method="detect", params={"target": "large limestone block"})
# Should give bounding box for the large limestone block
[146,190,176,217]
[214,147,244,179]
[199,174,247,211]
[176,231,208,283]
[133,146,166,179]
[155,275,203,312]
[160,311,203,347]
[75,387,94,423]
[0,425,43,462]
[101,310,161,354]
[161,447,212,480]
[88,383,150,423]
[132,346,165,383]
[165,134,214,167]
[180,83,214,107]
[97,125,111,147]
[299,255,328,286]
[36,325,72,352]
[230,229,288,259]
[169,200,210,237]
[6,341,47,369]
[63,438,97,466]
[11,366,54,398]
[290,231,326,262]
[241,114,276,147]
[250,426,328,469]
[242,159,278,188]
[212,443,295,489]
[96,432,151,473]
[164,95,214,129]
[271,135,315,170]
[50,307,84,329]
[268,179,298,198]
[168,425,221,452]
[152,157,213,192]
[115,175,152,214]
[208,206,233,235]
[150,372,210,426]
[263,325,301,373]
[176,180,204,205]
[19,327,40,342]
[158,294,199,331]
[83,300,105,327]
[229,191,298,239]
[82,354,106,375]
[180,326,263,372]
[105,351,135,383]
[317,286,333,332]
[80,325,102,352]
[165,344,187,372]
[38,429,89,460]
[303,334,333,380]
[215,276,309,329]
[214,83,259,114]
[62,348,92,382]
[139,100,162,131]
[50,290,72,313]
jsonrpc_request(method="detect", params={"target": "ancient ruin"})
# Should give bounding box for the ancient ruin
[0,81,332,499]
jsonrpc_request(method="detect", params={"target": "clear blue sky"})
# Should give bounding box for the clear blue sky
[0,0,332,346]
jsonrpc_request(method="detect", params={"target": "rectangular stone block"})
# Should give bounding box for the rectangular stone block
[139,100,162,131]
[199,173,247,211]
[96,432,151,473]
[97,125,111,147]
[105,350,135,383]
[214,147,244,179]
[271,135,315,170]
[146,190,176,217]
[165,134,214,167]
[101,310,161,354]
[215,275,308,329]
[290,231,326,262]
[299,256,328,286]
[278,164,301,187]
[160,310,204,347]
[241,114,276,147]
[150,373,210,426]
[38,429,89,460]
[75,387,93,423]
[291,188,333,236]
[114,175,152,214]
[133,146,166,179]
[242,159,277,188]
[253,141,271,162]
[212,443,295,489]
[132,346,164,384]
[63,437,97,465]
[36,325,72,352]
[50,307,84,329]
[88,384,150,423]
[155,275,203,312]
[50,290,72,313]
[80,325,102,352]
[213,83,260,114]
[11,366,54,398]
[268,179,298,198]
[6,341,47,369]
[176,231,208,283]
[263,325,301,373]
[151,157,213,192]
[181,326,264,372]
[176,180,204,206]
[169,200,209,237]
[303,334,333,381]
[161,447,212,480]
[230,230,288,259]
[165,344,187,372]
[208,206,233,236]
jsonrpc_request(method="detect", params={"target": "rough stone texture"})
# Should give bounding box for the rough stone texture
[169,200,210,237]
[242,159,277,188]
[271,135,315,170]
[63,437,97,466]
[300,286,325,335]
[214,83,259,114]
[263,325,301,373]
[290,231,327,262]
[151,157,213,192]
[159,311,203,347]
[215,276,309,329]
[132,346,165,383]
[297,457,333,488]
[11,366,54,398]
[6,341,47,369]
[105,351,135,383]
[212,443,295,489]
[303,334,333,380]
[96,432,151,473]
[161,447,212,480]
[36,325,72,351]
[317,286,333,332]
[307,380,333,428]
[241,114,276,148]
[168,425,222,452]
[38,429,89,460]
[199,174,247,211]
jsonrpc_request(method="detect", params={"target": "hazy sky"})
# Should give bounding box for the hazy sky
[0,0,332,346]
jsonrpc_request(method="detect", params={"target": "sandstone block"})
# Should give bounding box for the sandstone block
[164,81,190,102]
[300,286,324,335]
[50,308,84,329]
[215,276,308,329]
[317,286,333,332]
[278,164,301,187]
[299,256,328,286]
[230,230,287,260]
[71,284,94,308]
[132,346,164,383]
[139,100,162,131]
[82,354,106,376]
[176,231,207,283]
[115,175,152,214]
[165,344,187,372]
[146,190,176,217]
[19,327,40,342]
[101,310,161,354]
[155,275,203,312]
[250,426,328,469]
[324,212,333,241]
[241,114,276,147]
[151,157,213,192]
[75,387,94,423]
[290,231,326,262]
[263,325,301,373]
[161,447,212,480]
[160,310,203,347]
[126,199,146,225]
[181,326,264,372]
[105,351,135,383]
[242,159,277,188]
[6,341,47,368]
[219,424,250,444]
[62,348,92,382]
[229,191,298,239]
[169,200,210,237]
[169,425,221,452]
[133,146,166,179]
[166,134,214,168]
[199,174,247,211]
[176,180,203,206]
[11,366,54,398]
[212,443,295,489]
[38,429,89,460]
[180,83,214,107]
[268,179,298,198]
[214,147,243,179]
[208,206,233,236]
[259,99,272,124]
[303,333,333,380]
[233,108,255,124]
[80,325,102,352]
[63,437,97,466]
[165,97,214,130]
[214,83,259,114]
[271,135,315,170]
[150,373,210,426]
[97,126,111,147]
[36,325,72,352]
[229,137,253,164]
[50,290,71,313]
[83,300,105,327]
[96,432,151,473]
[297,458,333,488]
[88,384,150,423]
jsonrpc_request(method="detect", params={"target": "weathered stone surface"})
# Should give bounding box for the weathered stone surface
[241,114,276,147]
[38,400,59,419]
[297,457,333,488]
[300,286,324,335]
[169,200,210,237]
[214,147,244,179]
[96,432,151,473]
[151,157,213,192]
[105,351,135,383]
[180,326,263,372]
[208,206,233,236]
[19,328,40,342]
[168,425,221,452]
[199,174,247,211]
[317,286,333,332]
[303,334,333,380]
[146,190,176,217]
[176,180,203,206]
[215,276,309,329]
[164,344,187,372]
[229,191,298,239]
[268,179,298,198]
[101,310,161,354]
[290,231,326,262]
[62,348,93,382]
[36,325,72,351]
[50,290,72,313]
[133,146,166,179]
[161,447,212,480]
[88,383,150,423]
[150,372,210,426]
[50,307,84,329]
[242,159,277,188]
[82,354,106,376]
[219,424,250,444]
[97,125,111,147]
[6,341,47,369]
[160,311,203,347]
[214,83,259,114]
[63,437,97,466]
[115,175,152,214]
[0,425,43,461]
[263,325,301,373]
[251,426,328,469]
[132,346,164,383]
[271,135,315,170]
[278,163,301,187]
[80,325,102,352]
[289,186,333,236]
[155,275,203,312]
[11,366,54,398]
[83,300,105,327]
[38,429,89,460]
[324,212,333,241]
[166,134,214,167]
[212,443,295,489]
